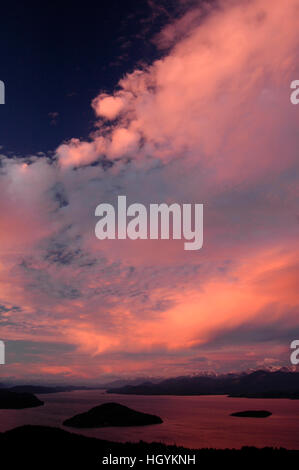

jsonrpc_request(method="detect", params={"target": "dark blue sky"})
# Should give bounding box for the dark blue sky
[0,0,182,155]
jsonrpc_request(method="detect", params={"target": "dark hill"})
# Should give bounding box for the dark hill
[63,402,163,428]
[0,389,43,409]
[0,425,298,468]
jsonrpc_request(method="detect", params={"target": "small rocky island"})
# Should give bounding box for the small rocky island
[63,402,163,428]
[230,410,272,418]
[0,390,44,409]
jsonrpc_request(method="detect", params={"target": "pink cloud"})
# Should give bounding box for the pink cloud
[0,0,299,380]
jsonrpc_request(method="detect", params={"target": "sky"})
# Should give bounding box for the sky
[0,0,299,384]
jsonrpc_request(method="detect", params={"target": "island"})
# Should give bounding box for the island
[0,389,44,409]
[63,402,163,428]
[230,410,272,418]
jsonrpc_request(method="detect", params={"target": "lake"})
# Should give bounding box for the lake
[0,390,298,449]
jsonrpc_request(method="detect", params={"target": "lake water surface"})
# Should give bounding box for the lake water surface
[0,390,298,449]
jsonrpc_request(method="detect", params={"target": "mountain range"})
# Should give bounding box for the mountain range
[107,369,299,398]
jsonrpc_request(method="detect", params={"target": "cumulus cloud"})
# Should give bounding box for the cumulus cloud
[92,93,128,120]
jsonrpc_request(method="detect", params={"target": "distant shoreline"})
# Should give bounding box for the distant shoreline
[106,370,299,399]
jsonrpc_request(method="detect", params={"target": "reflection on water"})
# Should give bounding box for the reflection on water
[0,390,298,449]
